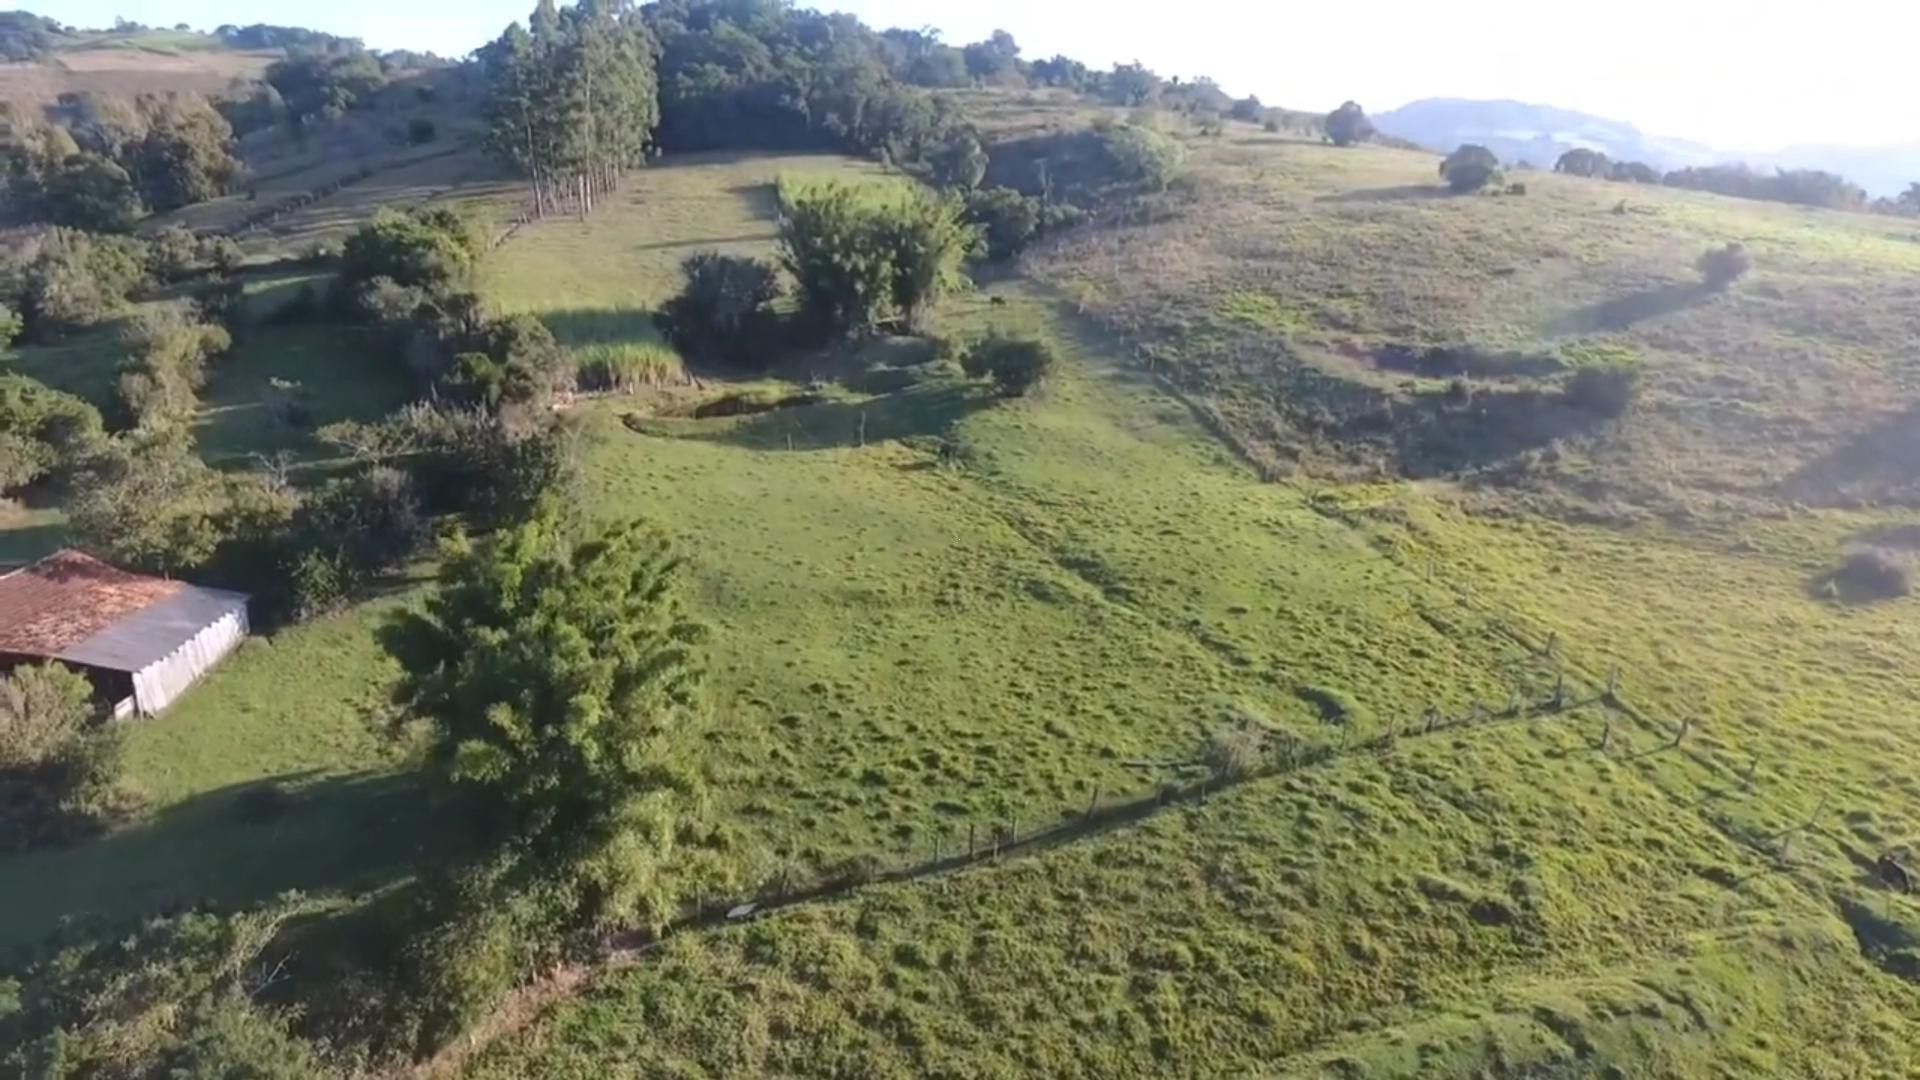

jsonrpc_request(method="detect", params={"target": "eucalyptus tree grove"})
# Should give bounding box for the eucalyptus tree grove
[479,0,660,219]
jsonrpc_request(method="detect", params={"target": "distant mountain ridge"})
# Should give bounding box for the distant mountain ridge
[1374,98,1919,197]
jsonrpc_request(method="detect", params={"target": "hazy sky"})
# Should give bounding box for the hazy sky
[52,0,1920,151]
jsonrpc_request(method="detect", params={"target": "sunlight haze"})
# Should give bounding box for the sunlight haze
[50,0,1920,151]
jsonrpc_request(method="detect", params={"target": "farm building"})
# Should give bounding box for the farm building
[0,550,249,716]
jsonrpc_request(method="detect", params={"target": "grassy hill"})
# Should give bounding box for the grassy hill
[0,24,277,108]
[2,92,1918,1077]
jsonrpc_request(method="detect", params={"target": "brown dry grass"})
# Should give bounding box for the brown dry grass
[0,50,275,109]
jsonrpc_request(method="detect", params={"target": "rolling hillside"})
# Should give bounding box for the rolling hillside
[0,23,278,108]
[2,41,1918,1080]
[1376,97,1920,196]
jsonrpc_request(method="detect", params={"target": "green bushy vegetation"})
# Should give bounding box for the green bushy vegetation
[776,179,977,336]
[0,663,132,852]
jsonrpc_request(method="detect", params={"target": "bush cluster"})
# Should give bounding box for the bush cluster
[0,663,132,852]
[656,253,784,369]
[114,302,234,430]
[957,332,1057,396]
[776,180,978,338]
[0,373,104,491]
[1697,242,1753,289]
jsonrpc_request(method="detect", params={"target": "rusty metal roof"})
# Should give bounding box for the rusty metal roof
[0,550,186,660]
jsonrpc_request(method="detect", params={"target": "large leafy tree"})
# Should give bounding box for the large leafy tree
[383,510,708,927]
[1440,144,1502,193]
[1325,100,1373,147]
[127,94,242,211]
[1554,147,1611,178]
[777,180,978,336]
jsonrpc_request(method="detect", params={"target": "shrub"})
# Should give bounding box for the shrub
[341,206,483,295]
[15,229,152,339]
[961,332,1056,396]
[1553,148,1611,177]
[656,252,783,368]
[198,234,245,275]
[1832,548,1911,601]
[1096,124,1185,191]
[928,127,987,190]
[0,374,105,490]
[0,662,130,851]
[0,302,18,349]
[964,186,1042,260]
[303,465,426,575]
[777,181,976,337]
[0,901,322,1073]
[147,224,203,280]
[319,404,576,529]
[1561,362,1642,418]
[408,117,438,145]
[1324,101,1373,147]
[1697,242,1752,289]
[1440,145,1503,193]
[115,303,234,429]
[1610,160,1660,184]
[1203,722,1266,781]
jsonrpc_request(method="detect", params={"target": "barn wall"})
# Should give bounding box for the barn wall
[131,604,249,715]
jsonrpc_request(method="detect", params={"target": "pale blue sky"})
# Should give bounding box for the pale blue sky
[49,0,1920,151]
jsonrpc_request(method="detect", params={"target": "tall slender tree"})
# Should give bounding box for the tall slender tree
[480,1,659,220]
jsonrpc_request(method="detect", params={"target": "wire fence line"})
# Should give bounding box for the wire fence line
[640,669,1629,947]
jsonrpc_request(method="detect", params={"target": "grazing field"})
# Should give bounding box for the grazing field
[0,43,275,109]
[1021,115,1920,524]
[3,124,1918,1075]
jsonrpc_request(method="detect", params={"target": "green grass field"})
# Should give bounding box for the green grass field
[3,122,1918,1075]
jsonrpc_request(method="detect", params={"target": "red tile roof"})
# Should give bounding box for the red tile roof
[0,550,183,659]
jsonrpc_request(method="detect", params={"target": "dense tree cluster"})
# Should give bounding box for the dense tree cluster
[216,22,361,51]
[1660,163,1866,210]
[0,9,62,61]
[266,48,387,125]
[339,207,569,415]
[776,179,978,337]
[0,92,242,231]
[4,227,152,339]
[114,302,233,430]
[479,0,660,219]
[0,374,101,491]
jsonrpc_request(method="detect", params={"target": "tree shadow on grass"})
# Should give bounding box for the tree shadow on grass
[1315,184,1454,204]
[632,231,775,254]
[0,769,430,965]
[1546,282,1713,335]
[1779,402,1920,508]
[646,380,997,452]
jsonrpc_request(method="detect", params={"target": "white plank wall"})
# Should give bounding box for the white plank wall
[131,605,250,715]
